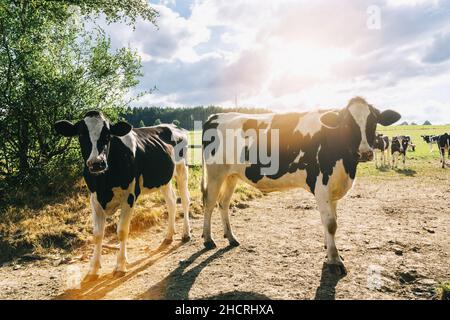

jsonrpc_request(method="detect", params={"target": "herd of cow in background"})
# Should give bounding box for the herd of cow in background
[373,132,450,169]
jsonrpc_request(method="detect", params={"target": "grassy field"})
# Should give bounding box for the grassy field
[0,125,448,263]
[358,124,450,178]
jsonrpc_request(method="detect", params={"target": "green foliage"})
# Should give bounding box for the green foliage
[124,106,270,130]
[0,0,157,194]
[153,118,161,125]
[138,120,145,128]
[172,119,180,126]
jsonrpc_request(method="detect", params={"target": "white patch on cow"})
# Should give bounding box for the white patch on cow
[119,131,138,157]
[294,111,322,137]
[293,150,305,163]
[348,102,371,154]
[84,115,108,165]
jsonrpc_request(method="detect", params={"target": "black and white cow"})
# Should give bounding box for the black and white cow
[391,136,409,168]
[55,111,191,279]
[421,135,439,152]
[373,133,390,167]
[437,133,450,168]
[201,97,400,274]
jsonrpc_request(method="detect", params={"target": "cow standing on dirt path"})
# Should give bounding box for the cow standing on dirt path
[55,111,191,280]
[201,97,401,275]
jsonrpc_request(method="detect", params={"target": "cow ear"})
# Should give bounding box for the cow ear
[320,111,340,129]
[378,110,401,126]
[110,121,132,136]
[54,120,78,137]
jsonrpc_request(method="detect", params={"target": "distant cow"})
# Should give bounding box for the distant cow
[201,97,400,274]
[373,133,390,167]
[403,136,416,152]
[437,133,450,168]
[391,136,409,168]
[421,135,439,152]
[55,111,191,279]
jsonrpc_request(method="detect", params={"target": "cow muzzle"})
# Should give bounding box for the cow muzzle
[87,160,108,175]
[358,150,374,162]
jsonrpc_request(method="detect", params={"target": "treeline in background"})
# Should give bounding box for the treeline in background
[123,106,269,130]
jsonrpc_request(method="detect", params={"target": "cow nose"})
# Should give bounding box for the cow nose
[87,160,107,173]
[358,150,374,162]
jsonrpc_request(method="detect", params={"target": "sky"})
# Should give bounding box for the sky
[101,0,450,124]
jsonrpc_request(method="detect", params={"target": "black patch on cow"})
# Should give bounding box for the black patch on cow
[438,133,450,160]
[127,193,135,208]
[203,115,220,157]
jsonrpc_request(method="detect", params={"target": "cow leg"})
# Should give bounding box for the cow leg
[392,153,398,168]
[114,200,134,276]
[202,171,226,249]
[87,194,106,279]
[402,153,406,169]
[175,162,191,242]
[374,151,378,168]
[218,175,239,247]
[385,150,390,167]
[161,182,177,244]
[316,192,346,275]
[442,148,446,168]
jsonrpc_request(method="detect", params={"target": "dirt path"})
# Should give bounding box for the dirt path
[1,175,449,300]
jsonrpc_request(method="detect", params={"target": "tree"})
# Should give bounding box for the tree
[423,120,432,125]
[172,119,180,126]
[154,119,162,125]
[0,0,157,183]
[138,120,145,128]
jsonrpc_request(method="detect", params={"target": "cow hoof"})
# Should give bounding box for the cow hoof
[229,239,240,247]
[83,274,99,283]
[327,263,347,276]
[181,234,191,243]
[204,240,217,250]
[112,270,126,278]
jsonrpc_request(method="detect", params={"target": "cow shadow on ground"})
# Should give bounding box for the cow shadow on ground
[54,241,185,300]
[375,166,391,172]
[55,242,268,300]
[136,245,270,300]
[394,168,417,177]
[314,263,347,300]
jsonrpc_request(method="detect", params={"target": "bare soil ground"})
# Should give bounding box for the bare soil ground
[1,174,449,300]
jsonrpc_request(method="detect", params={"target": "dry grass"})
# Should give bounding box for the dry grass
[437,282,450,300]
[0,166,262,263]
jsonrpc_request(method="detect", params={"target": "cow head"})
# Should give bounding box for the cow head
[319,97,401,162]
[54,111,132,175]
[421,135,432,143]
